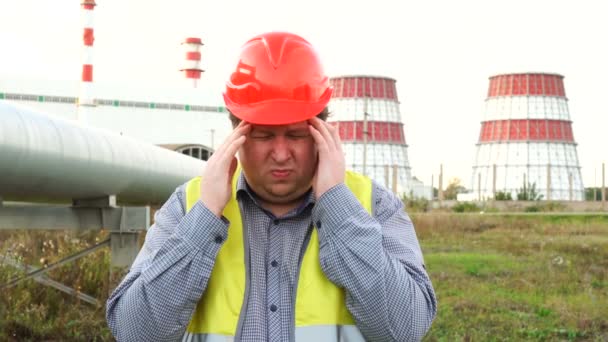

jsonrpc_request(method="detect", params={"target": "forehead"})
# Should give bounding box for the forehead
[250,121,308,132]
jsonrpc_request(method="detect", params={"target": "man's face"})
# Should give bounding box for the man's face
[238,120,317,205]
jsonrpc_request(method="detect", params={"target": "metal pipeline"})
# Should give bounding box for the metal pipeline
[0,101,205,204]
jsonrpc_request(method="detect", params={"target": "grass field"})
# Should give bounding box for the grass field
[416,214,608,341]
[1,213,607,341]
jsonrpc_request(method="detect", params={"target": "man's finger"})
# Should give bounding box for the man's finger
[327,123,342,151]
[222,135,247,165]
[308,124,329,153]
[309,118,335,151]
[315,118,335,149]
[215,122,250,157]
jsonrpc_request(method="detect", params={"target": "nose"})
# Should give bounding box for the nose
[271,136,291,163]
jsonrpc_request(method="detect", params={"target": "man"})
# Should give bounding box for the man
[107,31,436,341]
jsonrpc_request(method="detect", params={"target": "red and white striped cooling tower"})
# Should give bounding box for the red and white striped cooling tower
[328,75,412,194]
[472,72,584,201]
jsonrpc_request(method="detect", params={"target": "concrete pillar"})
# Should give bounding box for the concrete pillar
[478,173,481,201]
[384,164,389,189]
[110,232,139,268]
[523,173,527,200]
[492,164,497,200]
[392,164,398,194]
[546,164,551,201]
[569,172,573,201]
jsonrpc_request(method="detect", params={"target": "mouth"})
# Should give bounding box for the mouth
[270,169,292,179]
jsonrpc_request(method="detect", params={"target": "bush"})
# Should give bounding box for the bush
[401,194,430,213]
[482,206,500,213]
[585,187,606,201]
[495,191,513,201]
[453,202,480,213]
[524,205,540,212]
[516,182,543,201]
[525,201,567,213]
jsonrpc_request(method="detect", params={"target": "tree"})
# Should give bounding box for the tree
[516,182,543,201]
[495,191,513,201]
[585,187,604,201]
[444,178,467,200]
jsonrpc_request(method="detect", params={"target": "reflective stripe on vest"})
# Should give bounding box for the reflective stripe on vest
[184,170,372,340]
[182,326,366,342]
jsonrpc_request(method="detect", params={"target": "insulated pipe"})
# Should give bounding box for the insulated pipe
[0,101,205,204]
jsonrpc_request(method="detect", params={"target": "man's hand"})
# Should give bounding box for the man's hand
[308,117,345,199]
[199,121,251,217]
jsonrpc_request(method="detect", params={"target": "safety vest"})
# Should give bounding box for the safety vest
[183,171,372,341]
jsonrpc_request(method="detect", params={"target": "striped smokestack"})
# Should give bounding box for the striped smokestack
[180,37,204,88]
[78,0,96,121]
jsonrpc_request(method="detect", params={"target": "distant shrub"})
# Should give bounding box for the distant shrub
[453,202,480,213]
[585,187,605,201]
[495,191,513,201]
[525,201,567,213]
[525,205,540,212]
[482,206,500,213]
[401,194,430,212]
[517,182,544,201]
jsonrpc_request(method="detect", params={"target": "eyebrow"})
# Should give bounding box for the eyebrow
[250,127,309,134]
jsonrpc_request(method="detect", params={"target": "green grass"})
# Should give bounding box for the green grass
[414,213,608,341]
[1,214,607,340]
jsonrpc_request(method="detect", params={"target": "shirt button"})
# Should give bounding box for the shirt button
[316,221,322,229]
[273,219,280,225]
[270,304,278,312]
[214,235,223,244]
[271,260,278,267]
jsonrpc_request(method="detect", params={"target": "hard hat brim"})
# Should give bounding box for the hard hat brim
[223,87,332,126]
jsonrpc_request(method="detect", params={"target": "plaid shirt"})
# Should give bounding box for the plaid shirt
[107,172,436,341]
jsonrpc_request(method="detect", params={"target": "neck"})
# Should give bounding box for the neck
[261,197,305,217]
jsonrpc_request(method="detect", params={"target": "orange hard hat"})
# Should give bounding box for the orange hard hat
[223,32,332,125]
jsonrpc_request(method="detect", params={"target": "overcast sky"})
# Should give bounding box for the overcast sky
[1,0,607,188]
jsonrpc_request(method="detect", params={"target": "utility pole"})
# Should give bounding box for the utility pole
[568,172,573,201]
[492,164,497,200]
[523,173,527,200]
[478,173,481,201]
[594,166,597,201]
[547,164,551,201]
[431,174,434,200]
[602,162,606,208]
[392,164,398,194]
[384,164,389,188]
[362,94,370,176]
[438,164,444,202]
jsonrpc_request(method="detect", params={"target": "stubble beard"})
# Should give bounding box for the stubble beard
[260,177,312,206]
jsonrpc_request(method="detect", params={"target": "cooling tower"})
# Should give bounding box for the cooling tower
[471,72,584,201]
[328,75,412,194]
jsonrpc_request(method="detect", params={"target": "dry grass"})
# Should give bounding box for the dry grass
[414,213,608,341]
[1,214,607,340]
[0,230,118,341]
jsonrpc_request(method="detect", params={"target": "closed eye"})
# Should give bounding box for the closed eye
[249,132,273,140]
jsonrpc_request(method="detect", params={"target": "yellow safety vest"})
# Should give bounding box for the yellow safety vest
[184,170,372,341]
